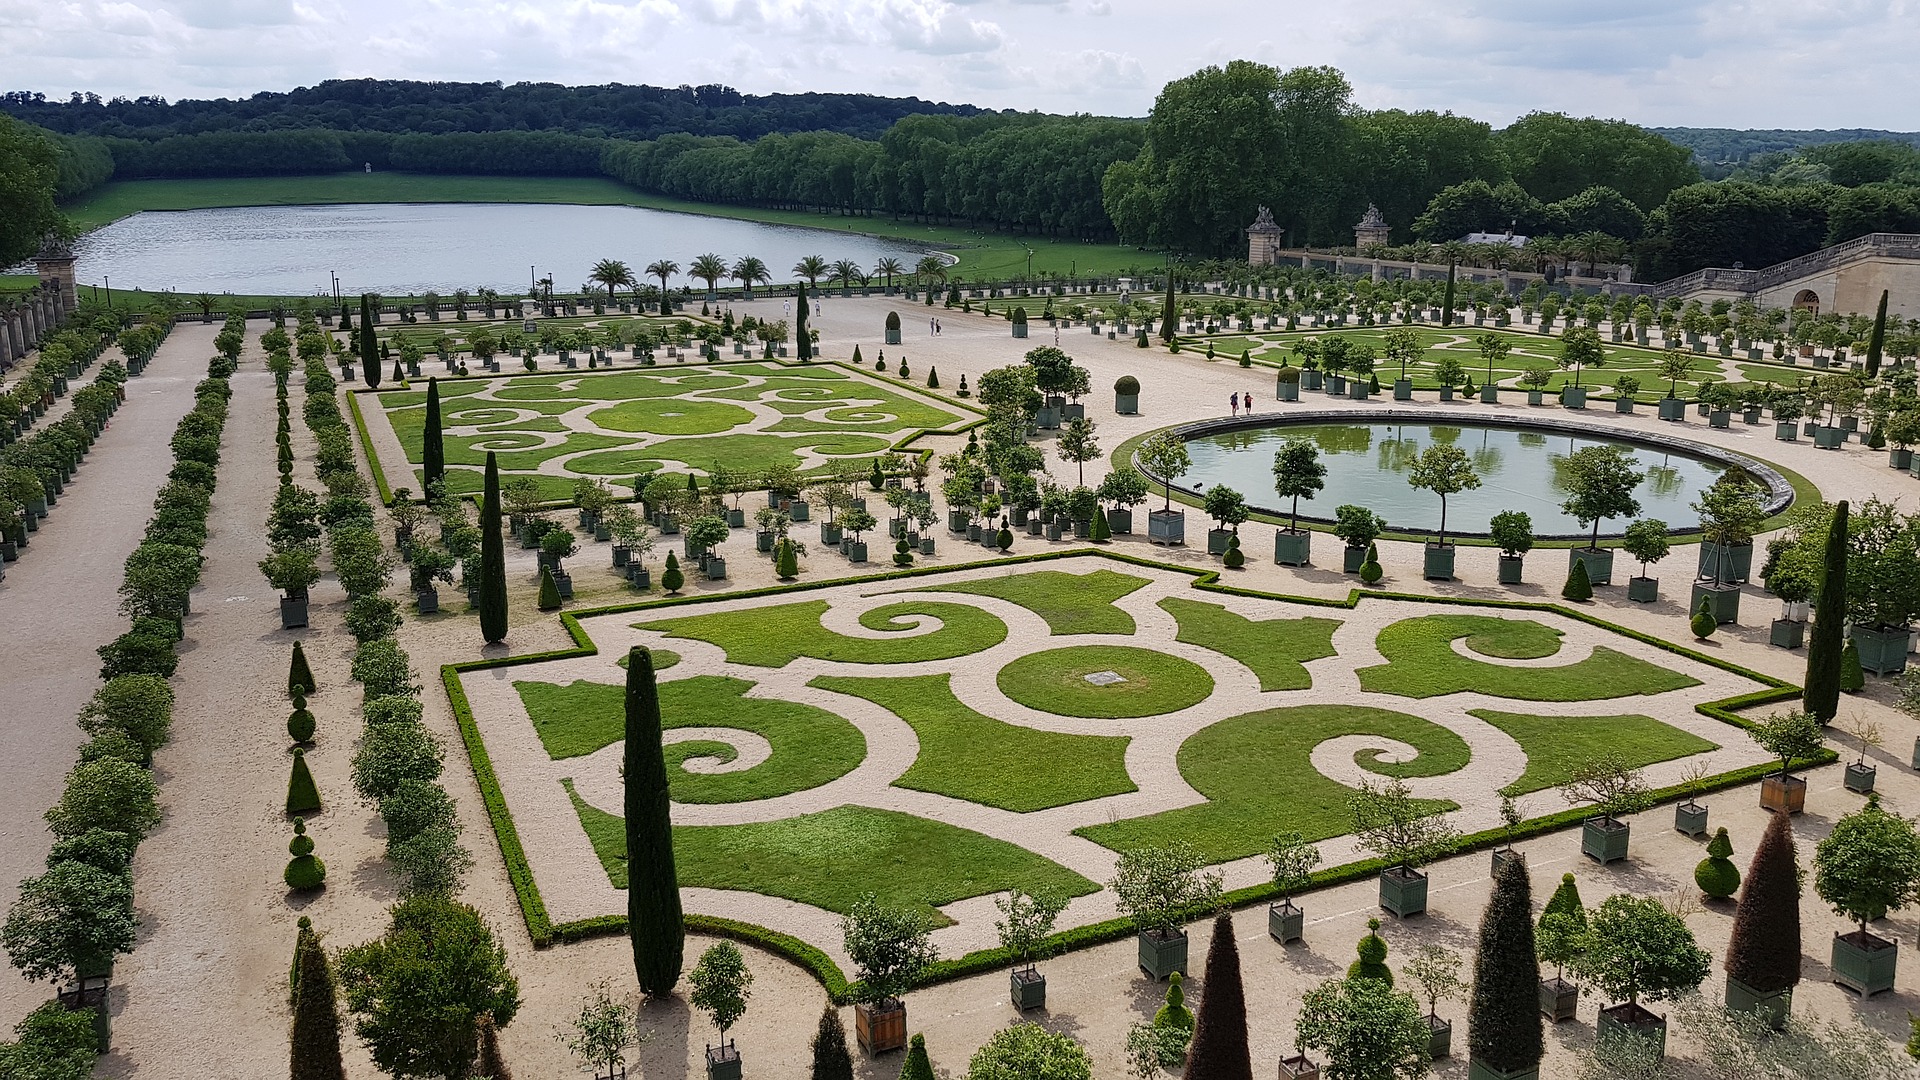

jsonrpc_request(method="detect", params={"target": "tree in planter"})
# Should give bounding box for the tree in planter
[1202,485,1248,539]
[1489,509,1533,568]
[684,514,731,565]
[1269,438,1325,532]
[1559,753,1654,828]
[261,547,323,604]
[1405,942,1468,1038]
[840,893,938,1015]
[1518,366,1556,398]
[1265,829,1321,918]
[1476,332,1511,387]
[478,452,509,645]
[1,860,136,987]
[1407,444,1480,547]
[1556,325,1607,389]
[1657,351,1694,400]
[1578,894,1711,1022]
[1724,809,1801,1011]
[1433,353,1467,396]
[1109,842,1223,947]
[1138,431,1191,512]
[1621,518,1670,585]
[1332,505,1386,563]
[1294,974,1430,1080]
[994,888,1065,984]
[1469,858,1543,1076]
[623,648,683,997]
[1561,444,1644,554]
[689,940,753,1060]
[1692,475,1765,585]
[1382,327,1424,385]
[1055,415,1101,486]
[1749,709,1826,786]
[45,756,159,842]
[1183,912,1253,1080]
[1814,794,1920,940]
[1349,777,1460,885]
[554,980,645,1080]
[337,896,520,1080]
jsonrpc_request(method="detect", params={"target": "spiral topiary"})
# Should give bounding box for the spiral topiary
[1349,918,1394,984]
[284,817,326,891]
[1695,826,1741,900]
[287,694,316,744]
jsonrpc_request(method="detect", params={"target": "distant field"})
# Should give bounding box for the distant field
[61,174,1154,281]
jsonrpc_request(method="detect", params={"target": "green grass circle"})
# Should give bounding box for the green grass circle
[588,398,755,435]
[997,645,1213,718]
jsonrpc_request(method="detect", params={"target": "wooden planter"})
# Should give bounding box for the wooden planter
[1206,528,1234,555]
[1697,541,1753,583]
[1010,966,1046,1011]
[1539,977,1579,1022]
[1569,546,1614,586]
[1598,1001,1668,1059]
[1268,900,1303,944]
[1776,421,1799,441]
[1724,975,1791,1029]
[1833,931,1898,995]
[1137,927,1188,980]
[1147,509,1186,546]
[1674,801,1709,837]
[1845,762,1877,794]
[704,1042,741,1080]
[1278,1054,1320,1079]
[1274,529,1312,567]
[1343,544,1367,573]
[1497,555,1524,585]
[1759,773,1806,814]
[1422,542,1455,582]
[1491,846,1525,879]
[1563,386,1588,409]
[1426,1014,1453,1059]
[1658,397,1686,421]
[1581,816,1631,864]
[1627,576,1659,603]
[280,593,309,629]
[1378,866,1429,917]
[1690,582,1740,625]
[1849,624,1910,676]
[854,1000,908,1054]
[1769,618,1806,649]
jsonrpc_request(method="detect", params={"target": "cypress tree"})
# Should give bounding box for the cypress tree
[1159,272,1178,342]
[624,647,684,996]
[900,1033,934,1080]
[1865,290,1889,378]
[285,748,321,815]
[1468,857,1543,1076]
[775,538,798,580]
[927,366,939,389]
[289,926,346,1080]
[359,294,380,389]
[1725,811,1801,1004]
[795,283,813,361]
[537,567,561,611]
[810,1005,853,1080]
[1183,912,1252,1080]
[1805,500,1848,721]
[475,1012,513,1079]
[288,641,317,697]
[479,452,509,645]
[1441,263,1457,327]
[423,378,445,490]
[1561,558,1592,601]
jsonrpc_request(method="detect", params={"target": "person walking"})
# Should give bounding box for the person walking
[1244,390,1255,413]
[1230,391,1239,416]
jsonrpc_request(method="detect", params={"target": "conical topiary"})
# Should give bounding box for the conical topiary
[537,566,562,611]
[1695,826,1740,899]
[1154,971,1194,1033]
[850,344,864,367]
[479,451,509,645]
[1542,873,1585,925]
[1088,507,1110,543]
[288,920,345,1080]
[1223,534,1244,568]
[810,1005,853,1080]
[1841,640,1865,693]
[662,552,684,596]
[926,367,939,389]
[1691,594,1718,640]
[1562,558,1593,601]
[625,647,684,996]
[899,1033,934,1080]
[1468,856,1543,1075]
[422,378,445,490]
[1349,918,1394,984]
[286,747,321,815]
[284,817,326,891]
[288,640,317,697]
[288,694,316,744]
[1725,810,1802,1008]
[1183,912,1253,1080]
[775,538,799,580]
[893,537,914,568]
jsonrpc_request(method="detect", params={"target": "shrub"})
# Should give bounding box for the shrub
[77,731,147,767]
[839,893,937,1006]
[1295,974,1429,1080]
[46,758,159,841]
[1725,810,1802,994]
[1841,640,1865,693]
[289,640,318,697]
[1115,375,1140,396]
[77,674,174,759]
[350,721,443,804]
[97,625,178,680]
[286,748,322,815]
[965,1024,1091,1080]
[899,1033,932,1080]
[1814,794,1920,935]
[351,639,417,698]
[1222,534,1243,568]
[1153,972,1193,1032]
[387,823,472,898]
[1562,558,1593,601]
[45,829,136,877]
[345,594,402,643]
[661,551,684,595]
[537,567,562,611]
[379,778,458,846]
[363,695,424,728]
[288,696,316,744]
[1349,918,1393,984]
[926,367,939,389]
[1580,894,1711,1006]
[0,1000,100,1080]
[1359,542,1383,584]
[285,817,326,891]
[1695,827,1741,899]
[0,860,137,985]
[809,1005,852,1080]
[689,941,753,1039]
[288,925,346,1080]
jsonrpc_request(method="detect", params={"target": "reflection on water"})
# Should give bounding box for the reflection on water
[1187,421,1728,535]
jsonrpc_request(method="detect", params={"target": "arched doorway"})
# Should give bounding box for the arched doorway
[1792,289,1821,315]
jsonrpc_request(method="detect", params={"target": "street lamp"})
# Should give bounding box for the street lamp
[103,275,111,309]
[1025,248,1034,281]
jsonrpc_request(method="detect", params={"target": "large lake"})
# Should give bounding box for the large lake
[71,202,939,296]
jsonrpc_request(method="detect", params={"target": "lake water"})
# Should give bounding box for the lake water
[71,202,938,297]
[1184,421,1729,538]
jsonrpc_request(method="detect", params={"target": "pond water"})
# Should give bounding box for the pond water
[70,202,937,297]
[1184,421,1731,537]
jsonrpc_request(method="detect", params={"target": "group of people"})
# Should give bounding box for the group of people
[1229,390,1258,416]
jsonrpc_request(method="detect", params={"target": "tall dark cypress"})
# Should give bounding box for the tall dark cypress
[422,378,445,490]
[1804,499,1849,722]
[359,294,380,389]
[1183,913,1252,1080]
[1468,857,1543,1076]
[795,283,813,361]
[1441,263,1457,327]
[624,646,683,995]
[809,1005,853,1080]
[1159,271,1178,342]
[289,927,346,1080]
[478,451,509,645]
[1865,290,1889,378]
[1725,810,1802,1002]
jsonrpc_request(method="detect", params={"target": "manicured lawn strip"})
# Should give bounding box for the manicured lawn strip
[997,645,1214,719]
[922,568,1151,634]
[514,675,865,803]
[1355,614,1702,701]
[587,398,758,435]
[1157,597,1339,691]
[614,648,680,670]
[639,598,1008,667]
[563,795,1098,922]
[1470,708,1719,797]
[1076,704,1470,862]
[345,390,395,506]
[810,673,1137,812]
[443,666,554,945]
[566,431,894,476]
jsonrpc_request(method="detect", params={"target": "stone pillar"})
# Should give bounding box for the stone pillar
[33,251,79,315]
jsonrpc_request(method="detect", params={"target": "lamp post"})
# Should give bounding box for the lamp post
[103,275,111,309]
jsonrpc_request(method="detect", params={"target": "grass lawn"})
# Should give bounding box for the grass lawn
[514,676,865,803]
[1469,708,1719,797]
[615,648,680,670]
[996,645,1214,719]
[63,173,1151,278]
[1354,614,1703,701]
[1158,597,1339,691]
[812,673,1137,812]
[565,795,1098,920]
[1075,705,1470,861]
[640,598,1008,667]
[922,568,1151,634]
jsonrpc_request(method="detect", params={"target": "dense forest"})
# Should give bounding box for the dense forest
[6,73,1920,285]
[1655,126,1920,174]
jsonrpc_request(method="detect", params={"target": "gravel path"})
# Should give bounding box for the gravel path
[0,326,204,1026]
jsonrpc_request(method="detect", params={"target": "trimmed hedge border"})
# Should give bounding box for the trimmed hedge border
[343,388,394,508]
[439,546,1817,1002]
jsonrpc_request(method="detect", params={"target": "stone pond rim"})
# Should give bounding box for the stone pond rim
[1133,407,1796,541]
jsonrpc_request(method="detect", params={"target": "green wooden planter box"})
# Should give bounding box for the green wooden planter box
[1724,975,1791,1029]
[1010,967,1046,1011]
[1849,624,1910,675]
[1393,378,1414,401]
[1892,449,1915,470]
[1378,867,1429,917]
[1137,929,1188,980]
[1776,421,1799,441]
[1616,397,1635,414]
[1697,541,1752,583]
[1658,397,1687,420]
[1709,410,1732,428]
[1832,932,1897,996]
[1581,817,1631,864]
[1423,543,1455,581]
[1690,582,1740,625]
[1480,384,1500,404]
[1770,618,1806,649]
[1348,380,1370,401]
[1563,386,1588,409]
[1598,1003,1668,1059]
[1491,847,1525,879]
[705,1043,742,1080]
[1206,528,1234,555]
[1845,763,1877,794]
[1468,1061,1538,1080]
[1539,977,1578,1023]
[1527,390,1543,405]
[1116,392,1138,414]
[1674,801,1709,837]
[1427,1016,1453,1060]
[1269,901,1304,944]
[1497,556,1524,585]
[1570,546,1614,586]
[1627,576,1660,603]
[1274,529,1312,567]
[1343,545,1368,573]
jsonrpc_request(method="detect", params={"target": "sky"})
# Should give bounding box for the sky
[1,0,1916,131]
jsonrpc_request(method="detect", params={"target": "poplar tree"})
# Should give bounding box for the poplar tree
[289,927,347,1080]
[1804,500,1849,721]
[1183,912,1252,1080]
[625,647,683,995]
[360,294,380,389]
[1441,263,1457,327]
[1159,271,1178,342]
[1468,858,1542,1076]
[795,283,813,361]
[1865,290,1889,378]
[478,452,509,645]
[422,378,445,489]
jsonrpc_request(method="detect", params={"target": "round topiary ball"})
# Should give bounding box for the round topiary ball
[288,703,316,744]
[1223,535,1245,569]
[1695,826,1741,900]
[285,818,326,891]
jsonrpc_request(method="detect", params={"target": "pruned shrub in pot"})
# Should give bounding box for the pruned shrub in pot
[1350,777,1459,917]
[1114,374,1140,414]
[1294,968,1429,1080]
[1560,444,1642,585]
[1266,830,1321,944]
[284,817,326,892]
[1560,753,1652,864]
[1271,437,1325,566]
[1724,810,1801,1025]
[1584,894,1711,1058]
[1749,709,1823,814]
[1408,443,1479,580]
[1470,858,1545,1076]
[840,893,936,1055]
[1695,827,1740,900]
[1489,510,1532,585]
[1815,793,1920,996]
[1333,504,1385,574]
[690,941,753,1078]
[995,888,1066,1011]
[1621,517,1669,603]
[1404,942,1468,1060]
[1110,842,1222,981]
[1349,918,1394,984]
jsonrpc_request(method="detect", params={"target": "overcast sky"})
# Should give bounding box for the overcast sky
[2,0,1916,131]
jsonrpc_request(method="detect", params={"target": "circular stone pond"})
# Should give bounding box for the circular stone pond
[1174,413,1791,538]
